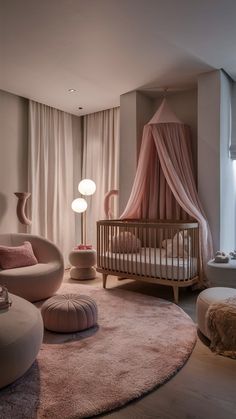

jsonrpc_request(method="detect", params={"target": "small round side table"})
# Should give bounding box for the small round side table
[69,249,97,280]
[206,259,236,288]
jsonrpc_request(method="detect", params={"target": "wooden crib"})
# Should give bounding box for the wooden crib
[96,219,200,303]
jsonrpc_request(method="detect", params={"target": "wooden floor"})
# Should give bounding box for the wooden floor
[65,272,236,419]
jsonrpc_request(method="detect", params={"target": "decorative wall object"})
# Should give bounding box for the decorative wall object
[104,189,119,219]
[14,192,32,226]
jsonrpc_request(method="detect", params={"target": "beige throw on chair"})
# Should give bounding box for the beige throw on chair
[206,296,236,359]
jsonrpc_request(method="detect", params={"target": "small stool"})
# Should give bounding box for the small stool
[196,287,236,339]
[69,249,97,280]
[41,294,98,333]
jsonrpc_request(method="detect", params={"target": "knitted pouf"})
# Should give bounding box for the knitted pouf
[41,294,98,333]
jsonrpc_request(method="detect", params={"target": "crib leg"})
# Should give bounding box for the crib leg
[103,274,108,289]
[173,286,179,304]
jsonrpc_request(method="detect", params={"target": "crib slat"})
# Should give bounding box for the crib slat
[155,226,158,279]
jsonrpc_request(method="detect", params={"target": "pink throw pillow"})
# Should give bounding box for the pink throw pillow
[0,241,38,270]
[109,231,141,253]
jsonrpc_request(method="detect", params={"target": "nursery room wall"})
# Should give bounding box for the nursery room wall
[119,91,140,214]
[198,69,235,252]
[0,89,28,233]
[231,83,236,248]
[119,90,154,214]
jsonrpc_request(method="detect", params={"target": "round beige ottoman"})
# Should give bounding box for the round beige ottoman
[69,249,97,280]
[0,293,43,389]
[41,294,98,333]
[196,287,236,339]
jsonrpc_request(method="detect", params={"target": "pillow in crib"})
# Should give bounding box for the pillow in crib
[161,231,191,258]
[109,232,141,253]
[0,241,38,269]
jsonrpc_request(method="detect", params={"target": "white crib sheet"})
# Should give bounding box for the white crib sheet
[102,247,198,280]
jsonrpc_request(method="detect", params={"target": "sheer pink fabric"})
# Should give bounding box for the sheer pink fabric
[121,122,213,285]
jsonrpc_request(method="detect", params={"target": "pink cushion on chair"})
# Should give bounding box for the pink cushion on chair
[0,241,38,270]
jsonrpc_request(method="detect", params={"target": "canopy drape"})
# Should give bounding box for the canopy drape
[121,100,213,284]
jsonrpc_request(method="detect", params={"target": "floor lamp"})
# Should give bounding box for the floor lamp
[72,178,96,247]
[78,179,96,246]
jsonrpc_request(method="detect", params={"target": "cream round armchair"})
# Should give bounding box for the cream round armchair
[0,233,64,302]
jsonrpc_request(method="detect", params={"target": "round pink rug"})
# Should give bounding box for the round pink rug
[0,283,196,418]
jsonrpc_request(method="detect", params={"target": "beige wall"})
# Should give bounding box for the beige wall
[198,71,221,251]
[119,91,154,214]
[119,91,138,214]
[136,92,154,160]
[219,72,235,252]
[198,70,235,252]
[0,89,28,233]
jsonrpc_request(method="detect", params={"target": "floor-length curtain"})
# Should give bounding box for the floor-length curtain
[28,100,76,262]
[82,107,120,247]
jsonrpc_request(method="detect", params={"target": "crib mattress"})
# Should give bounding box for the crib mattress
[101,247,198,281]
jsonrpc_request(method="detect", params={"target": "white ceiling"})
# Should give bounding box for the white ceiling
[1,0,236,116]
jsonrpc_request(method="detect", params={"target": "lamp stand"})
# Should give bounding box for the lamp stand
[84,211,87,245]
[81,211,87,245]
[81,213,84,244]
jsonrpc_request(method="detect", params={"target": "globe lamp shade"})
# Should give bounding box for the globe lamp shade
[71,198,87,213]
[78,179,96,196]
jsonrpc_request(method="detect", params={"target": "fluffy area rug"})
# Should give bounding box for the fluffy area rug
[0,283,196,418]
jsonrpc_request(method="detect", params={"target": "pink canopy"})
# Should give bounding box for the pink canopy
[120,99,213,285]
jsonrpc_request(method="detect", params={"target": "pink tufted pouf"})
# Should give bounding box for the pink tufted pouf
[41,294,98,333]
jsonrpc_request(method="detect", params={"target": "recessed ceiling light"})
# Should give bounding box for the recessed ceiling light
[68,89,76,93]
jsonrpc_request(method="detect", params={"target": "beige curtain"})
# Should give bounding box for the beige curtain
[82,107,120,247]
[28,100,79,263]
